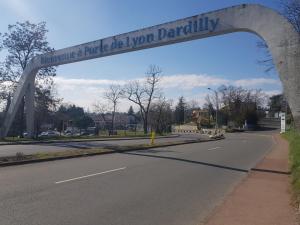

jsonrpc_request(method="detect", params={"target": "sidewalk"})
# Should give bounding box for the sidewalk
[204,133,298,225]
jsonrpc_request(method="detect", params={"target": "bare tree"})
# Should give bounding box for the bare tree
[203,94,215,126]
[104,84,123,133]
[149,97,172,134]
[258,0,300,72]
[187,99,200,110]
[217,85,266,127]
[282,0,300,33]
[92,101,109,130]
[123,65,162,134]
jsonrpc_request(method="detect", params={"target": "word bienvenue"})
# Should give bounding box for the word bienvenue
[41,16,220,65]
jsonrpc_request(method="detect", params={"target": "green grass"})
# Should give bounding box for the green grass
[3,137,34,142]
[33,148,111,159]
[282,129,300,203]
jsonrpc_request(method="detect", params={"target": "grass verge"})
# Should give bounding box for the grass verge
[0,148,112,164]
[282,129,300,204]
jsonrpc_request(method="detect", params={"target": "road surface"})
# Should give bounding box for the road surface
[0,134,205,157]
[0,132,274,225]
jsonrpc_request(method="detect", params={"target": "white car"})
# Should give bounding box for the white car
[38,130,60,138]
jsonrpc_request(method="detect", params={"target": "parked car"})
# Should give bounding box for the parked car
[79,131,89,136]
[38,130,60,138]
[63,130,73,136]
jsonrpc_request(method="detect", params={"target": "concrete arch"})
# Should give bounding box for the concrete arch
[1,4,299,137]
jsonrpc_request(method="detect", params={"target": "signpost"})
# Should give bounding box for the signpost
[280,112,286,133]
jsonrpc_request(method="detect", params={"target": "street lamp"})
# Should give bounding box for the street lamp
[208,88,219,129]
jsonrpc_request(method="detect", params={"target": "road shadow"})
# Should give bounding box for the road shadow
[43,143,91,149]
[255,127,279,131]
[251,168,290,175]
[134,149,175,154]
[123,152,290,175]
[42,142,118,149]
[122,152,249,173]
[246,127,279,134]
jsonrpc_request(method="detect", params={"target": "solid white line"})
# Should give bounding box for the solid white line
[207,147,221,150]
[55,167,126,184]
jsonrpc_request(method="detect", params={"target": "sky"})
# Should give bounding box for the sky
[0,0,283,112]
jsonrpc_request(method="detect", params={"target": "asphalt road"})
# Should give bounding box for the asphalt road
[0,134,203,157]
[0,132,274,225]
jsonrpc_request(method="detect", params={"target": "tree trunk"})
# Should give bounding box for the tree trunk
[143,117,148,134]
[112,104,116,133]
[19,97,25,138]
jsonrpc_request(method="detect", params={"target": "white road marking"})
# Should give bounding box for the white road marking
[55,167,126,184]
[207,147,221,150]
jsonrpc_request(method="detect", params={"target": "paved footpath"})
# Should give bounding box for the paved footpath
[204,133,299,225]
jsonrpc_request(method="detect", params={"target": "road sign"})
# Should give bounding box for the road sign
[280,112,286,133]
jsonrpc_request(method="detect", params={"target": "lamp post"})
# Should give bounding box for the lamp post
[208,88,219,129]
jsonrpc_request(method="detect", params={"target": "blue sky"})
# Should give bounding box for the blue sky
[0,0,283,111]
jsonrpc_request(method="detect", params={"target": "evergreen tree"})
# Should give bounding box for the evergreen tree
[127,106,136,129]
[175,96,186,124]
[128,106,134,116]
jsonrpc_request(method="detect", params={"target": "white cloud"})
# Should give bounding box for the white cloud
[233,78,281,87]
[54,77,126,86]
[160,74,228,90]
[160,74,280,90]
[53,77,131,111]
[184,93,208,108]
[53,74,282,111]
[263,90,282,97]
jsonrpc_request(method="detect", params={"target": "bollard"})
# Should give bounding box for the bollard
[151,131,156,145]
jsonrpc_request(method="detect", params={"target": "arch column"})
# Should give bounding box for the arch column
[0,65,38,138]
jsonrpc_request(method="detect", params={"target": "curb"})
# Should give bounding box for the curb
[0,134,180,146]
[0,137,224,167]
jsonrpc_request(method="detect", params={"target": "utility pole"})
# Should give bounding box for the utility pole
[208,88,219,129]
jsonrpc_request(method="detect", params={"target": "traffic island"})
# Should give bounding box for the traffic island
[0,136,224,167]
[0,134,180,146]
